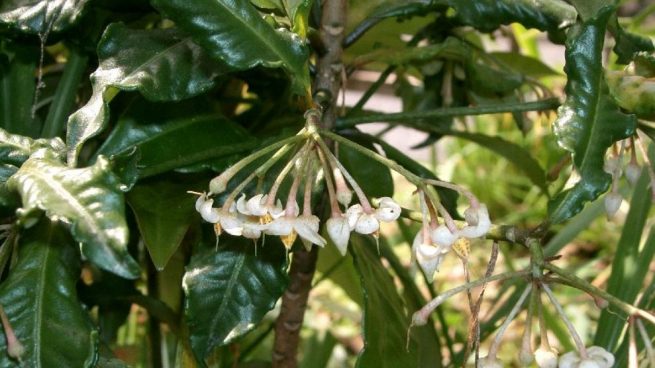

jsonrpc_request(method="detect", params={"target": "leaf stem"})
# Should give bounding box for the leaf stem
[336,98,561,128]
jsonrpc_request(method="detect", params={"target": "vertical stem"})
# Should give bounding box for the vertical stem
[146,258,163,368]
[42,46,89,138]
[272,1,347,367]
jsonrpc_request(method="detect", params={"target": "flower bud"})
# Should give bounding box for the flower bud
[219,211,243,236]
[247,194,268,216]
[413,232,443,280]
[195,193,207,212]
[625,162,641,185]
[355,213,380,235]
[603,157,620,175]
[326,217,351,256]
[333,168,352,207]
[534,347,558,368]
[375,197,401,222]
[464,206,479,226]
[604,192,622,219]
[209,172,230,194]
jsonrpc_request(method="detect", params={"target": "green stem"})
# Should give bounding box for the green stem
[337,98,560,128]
[545,264,655,325]
[42,46,89,138]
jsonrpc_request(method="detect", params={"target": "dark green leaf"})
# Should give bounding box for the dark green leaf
[606,70,655,120]
[448,0,577,34]
[465,59,523,96]
[0,0,91,35]
[609,16,654,64]
[350,235,418,368]
[633,52,655,77]
[0,221,97,367]
[127,180,196,270]
[7,150,139,279]
[151,0,310,96]
[548,7,637,223]
[595,169,655,349]
[184,237,288,360]
[0,45,39,137]
[66,23,226,165]
[95,97,256,178]
[339,136,393,198]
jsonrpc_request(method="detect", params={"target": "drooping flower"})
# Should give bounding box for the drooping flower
[458,204,491,239]
[558,346,614,368]
[413,230,448,279]
[534,347,558,368]
[375,197,401,222]
[326,216,350,255]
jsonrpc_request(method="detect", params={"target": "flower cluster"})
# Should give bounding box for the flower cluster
[412,182,491,280]
[192,110,403,254]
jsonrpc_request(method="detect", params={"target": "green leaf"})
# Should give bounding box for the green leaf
[595,169,655,350]
[548,7,637,224]
[151,0,310,96]
[350,235,418,367]
[338,137,394,198]
[184,237,288,360]
[0,0,91,35]
[609,16,654,64]
[7,150,139,279]
[0,44,39,137]
[0,127,65,169]
[66,23,226,166]
[448,0,577,34]
[489,52,562,78]
[127,180,196,270]
[283,0,313,37]
[0,221,97,367]
[568,0,611,21]
[95,97,257,178]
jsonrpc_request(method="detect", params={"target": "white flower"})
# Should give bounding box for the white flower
[559,346,614,368]
[199,198,220,223]
[236,194,284,218]
[326,216,351,256]
[458,204,491,239]
[479,356,503,368]
[195,192,208,212]
[219,209,243,236]
[413,231,447,280]
[355,213,379,234]
[346,204,363,230]
[535,347,558,368]
[431,225,458,247]
[604,192,621,219]
[625,162,641,185]
[375,197,401,222]
[297,215,326,248]
[266,214,326,248]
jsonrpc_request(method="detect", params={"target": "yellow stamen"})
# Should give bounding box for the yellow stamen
[281,231,297,249]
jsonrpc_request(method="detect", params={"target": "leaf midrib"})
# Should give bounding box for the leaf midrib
[209,252,245,347]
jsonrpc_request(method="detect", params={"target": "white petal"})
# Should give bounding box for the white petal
[355,213,379,234]
[534,348,558,368]
[327,217,351,256]
[346,204,363,230]
[236,194,250,215]
[578,360,601,368]
[220,212,243,236]
[266,217,294,236]
[414,233,443,279]
[285,201,299,217]
[375,197,401,222]
[247,194,267,216]
[604,193,621,219]
[587,346,614,367]
[464,207,479,226]
[295,215,326,247]
[431,225,458,246]
[200,199,219,223]
[479,356,503,368]
[269,199,285,218]
[195,193,207,212]
[558,351,580,368]
[242,222,264,239]
[459,204,491,238]
[625,162,641,185]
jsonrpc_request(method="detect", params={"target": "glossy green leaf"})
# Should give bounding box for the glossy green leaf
[184,237,288,360]
[151,0,310,96]
[350,235,418,367]
[548,8,637,224]
[0,127,65,168]
[66,23,226,166]
[595,169,654,350]
[448,0,577,34]
[339,137,394,198]
[568,0,611,21]
[95,97,256,178]
[609,16,654,64]
[7,150,139,279]
[606,70,655,120]
[0,0,91,35]
[127,180,196,270]
[0,221,97,367]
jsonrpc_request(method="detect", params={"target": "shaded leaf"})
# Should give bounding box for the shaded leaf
[95,97,256,178]
[606,70,655,120]
[0,0,91,35]
[448,0,576,34]
[548,7,636,223]
[66,23,226,166]
[0,221,97,367]
[633,52,655,77]
[595,168,655,349]
[0,44,39,137]
[350,235,418,367]
[609,16,654,64]
[127,180,196,270]
[339,137,393,198]
[490,52,562,78]
[184,237,288,360]
[7,149,139,279]
[151,0,310,96]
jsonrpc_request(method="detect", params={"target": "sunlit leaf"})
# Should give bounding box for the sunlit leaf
[0,0,91,35]
[548,7,636,223]
[7,149,139,279]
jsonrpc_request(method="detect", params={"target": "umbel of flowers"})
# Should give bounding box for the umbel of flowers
[192,109,491,275]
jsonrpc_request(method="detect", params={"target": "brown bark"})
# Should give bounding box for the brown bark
[272,1,347,367]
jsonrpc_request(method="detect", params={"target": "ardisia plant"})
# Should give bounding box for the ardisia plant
[0,0,655,367]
